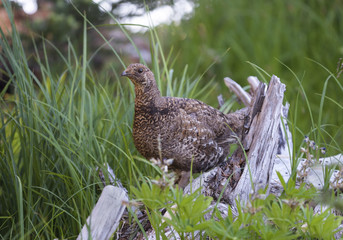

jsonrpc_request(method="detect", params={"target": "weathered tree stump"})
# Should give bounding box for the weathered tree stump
[230,76,285,204]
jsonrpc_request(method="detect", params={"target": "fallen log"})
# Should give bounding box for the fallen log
[77,186,128,240]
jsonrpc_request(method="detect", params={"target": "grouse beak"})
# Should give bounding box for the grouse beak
[121,70,128,77]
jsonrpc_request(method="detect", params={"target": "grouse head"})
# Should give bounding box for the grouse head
[121,63,157,93]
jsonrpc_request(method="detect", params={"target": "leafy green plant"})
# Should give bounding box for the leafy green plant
[131,180,213,239]
[130,173,342,239]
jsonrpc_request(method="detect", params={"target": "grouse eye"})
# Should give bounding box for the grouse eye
[138,68,144,73]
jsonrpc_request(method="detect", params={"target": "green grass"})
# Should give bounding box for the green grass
[0,2,218,238]
[1,1,342,239]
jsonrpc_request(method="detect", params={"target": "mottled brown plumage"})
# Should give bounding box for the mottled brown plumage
[121,63,238,173]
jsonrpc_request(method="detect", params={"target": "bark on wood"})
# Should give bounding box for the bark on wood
[224,77,252,106]
[77,186,127,240]
[230,76,285,204]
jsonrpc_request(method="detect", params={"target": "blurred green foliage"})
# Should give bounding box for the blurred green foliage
[16,0,173,72]
[160,0,343,150]
[31,0,107,42]
[22,0,173,51]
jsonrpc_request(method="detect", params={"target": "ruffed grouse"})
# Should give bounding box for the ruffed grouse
[121,63,238,173]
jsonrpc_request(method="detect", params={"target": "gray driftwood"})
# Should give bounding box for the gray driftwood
[77,185,128,240]
[230,76,285,204]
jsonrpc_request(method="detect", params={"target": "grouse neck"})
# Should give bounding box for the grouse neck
[134,85,162,107]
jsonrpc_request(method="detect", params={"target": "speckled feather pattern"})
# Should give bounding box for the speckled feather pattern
[122,63,237,173]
